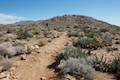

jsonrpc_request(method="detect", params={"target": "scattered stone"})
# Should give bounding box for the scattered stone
[0,71,9,80]
[40,76,46,80]
[20,55,27,60]
[65,74,76,80]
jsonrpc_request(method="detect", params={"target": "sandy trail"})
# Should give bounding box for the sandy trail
[9,33,69,80]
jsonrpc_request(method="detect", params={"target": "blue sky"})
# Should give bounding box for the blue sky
[0,0,120,25]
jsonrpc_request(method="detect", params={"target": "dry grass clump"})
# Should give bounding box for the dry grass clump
[0,42,27,58]
[0,57,12,73]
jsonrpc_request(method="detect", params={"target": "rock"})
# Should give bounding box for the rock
[20,55,27,60]
[0,71,10,80]
[40,76,46,80]
[34,45,39,49]
[65,74,76,80]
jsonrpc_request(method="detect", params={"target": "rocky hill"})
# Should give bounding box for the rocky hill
[0,15,120,80]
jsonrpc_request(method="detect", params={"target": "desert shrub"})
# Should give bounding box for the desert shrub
[73,31,112,49]
[55,46,95,79]
[0,59,12,73]
[73,37,100,50]
[91,55,112,72]
[67,31,80,37]
[101,33,112,46]
[0,42,16,58]
[14,45,27,56]
[92,55,120,79]
[16,29,33,39]
[85,30,112,47]
[38,39,48,47]
[13,41,27,55]
[85,32,94,38]
[106,47,118,52]
[100,28,109,32]
[101,57,120,79]
[58,46,86,60]
[0,42,27,58]
[58,57,94,80]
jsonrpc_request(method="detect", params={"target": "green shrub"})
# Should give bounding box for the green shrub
[73,37,100,50]
[58,46,86,60]
[92,55,111,72]
[67,31,80,37]
[110,58,120,79]
[14,45,27,55]
[101,33,112,46]
[16,29,33,39]
[84,30,112,47]
[106,47,118,52]
[92,55,120,79]
[100,28,109,32]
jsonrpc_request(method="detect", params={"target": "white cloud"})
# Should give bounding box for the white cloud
[0,13,26,24]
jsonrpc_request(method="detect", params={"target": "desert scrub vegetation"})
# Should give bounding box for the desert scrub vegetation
[72,30,112,50]
[16,28,33,39]
[58,57,95,80]
[58,46,86,60]
[111,58,120,79]
[91,55,112,72]
[38,39,48,47]
[73,37,100,50]
[0,42,27,58]
[67,31,80,37]
[55,46,95,80]
[0,42,16,58]
[0,57,12,73]
[90,54,120,79]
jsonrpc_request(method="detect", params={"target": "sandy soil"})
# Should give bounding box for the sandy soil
[9,33,70,80]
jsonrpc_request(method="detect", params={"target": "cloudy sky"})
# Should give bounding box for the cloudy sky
[0,13,26,24]
[0,0,120,26]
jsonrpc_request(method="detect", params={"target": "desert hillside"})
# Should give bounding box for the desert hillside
[0,15,120,80]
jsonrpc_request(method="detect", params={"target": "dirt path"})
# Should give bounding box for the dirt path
[94,71,115,80]
[9,33,69,80]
